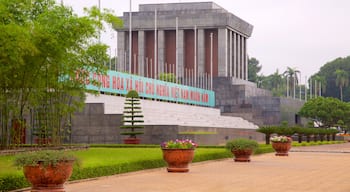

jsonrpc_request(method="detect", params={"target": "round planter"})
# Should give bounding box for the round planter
[231,149,253,162]
[23,160,74,192]
[123,138,141,144]
[162,149,195,172]
[272,141,292,156]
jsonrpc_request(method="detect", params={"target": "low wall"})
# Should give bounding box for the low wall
[71,103,264,145]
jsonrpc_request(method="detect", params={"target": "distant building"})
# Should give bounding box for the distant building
[117,2,253,82]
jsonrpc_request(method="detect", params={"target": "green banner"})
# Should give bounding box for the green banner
[86,70,215,107]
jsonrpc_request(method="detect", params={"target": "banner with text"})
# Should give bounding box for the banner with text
[86,70,215,107]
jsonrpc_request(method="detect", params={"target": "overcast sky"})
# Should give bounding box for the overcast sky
[61,0,350,80]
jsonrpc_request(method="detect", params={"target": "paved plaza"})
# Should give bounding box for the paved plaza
[64,143,350,192]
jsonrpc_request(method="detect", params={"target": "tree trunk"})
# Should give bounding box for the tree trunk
[298,134,302,143]
[340,86,343,101]
[265,134,270,145]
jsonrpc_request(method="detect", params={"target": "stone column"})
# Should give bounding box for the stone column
[237,33,241,79]
[245,38,248,80]
[218,28,227,77]
[158,30,165,74]
[197,29,205,75]
[233,32,237,78]
[138,30,145,76]
[117,31,126,72]
[241,36,246,80]
[229,30,232,77]
[177,29,184,78]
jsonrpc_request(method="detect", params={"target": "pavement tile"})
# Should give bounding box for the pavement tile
[65,143,350,192]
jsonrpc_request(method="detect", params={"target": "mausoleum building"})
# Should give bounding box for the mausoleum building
[117,2,253,82]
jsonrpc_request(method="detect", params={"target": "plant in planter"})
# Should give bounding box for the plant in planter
[120,90,144,144]
[14,150,78,191]
[225,138,259,162]
[270,135,292,156]
[161,139,197,172]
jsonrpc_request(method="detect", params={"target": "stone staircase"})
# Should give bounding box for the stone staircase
[85,93,258,130]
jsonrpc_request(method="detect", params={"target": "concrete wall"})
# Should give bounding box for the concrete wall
[71,103,122,144]
[71,103,263,145]
[280,97,306,125]
[214,77,305,126]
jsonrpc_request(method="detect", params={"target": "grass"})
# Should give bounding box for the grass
[74,148,163,168]
[0,155,20,177]
[0,140,345,191]
[0,147,229,178]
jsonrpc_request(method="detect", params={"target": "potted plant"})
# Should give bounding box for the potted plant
[120,90,144,144]
[14,150,78,191]
[161,139,197,172]
[225,138,259,162]
[270,135,292,156]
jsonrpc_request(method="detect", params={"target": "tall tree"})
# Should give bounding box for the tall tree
[316,56,350,101]
[0,0,121,147]
[335,69,349,101]
[260,70,285,96]
[248,57,262,83]
[311,75,326,97]
[283,67,300,98]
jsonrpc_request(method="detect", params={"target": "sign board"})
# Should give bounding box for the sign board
[86,70,215,107]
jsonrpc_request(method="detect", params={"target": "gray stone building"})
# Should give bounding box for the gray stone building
[117,2,253,81]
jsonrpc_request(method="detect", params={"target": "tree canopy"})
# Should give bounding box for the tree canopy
[248,57,262,83]
[298,97,350,128]
[315,56,350,101]
[0,0,121,147]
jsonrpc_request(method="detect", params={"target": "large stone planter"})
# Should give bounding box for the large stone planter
[161,149,195,172]
[231,149,254,162]
[272,141,292,156]
[23,160,75,192]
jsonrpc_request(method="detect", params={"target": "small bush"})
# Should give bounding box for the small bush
[225,138,259,151]
[0,175,29,191]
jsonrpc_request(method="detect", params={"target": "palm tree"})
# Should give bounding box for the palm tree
[283,67,300,98]
[313,75,326,97]
[270,70,282,90]
[335,69,349,101]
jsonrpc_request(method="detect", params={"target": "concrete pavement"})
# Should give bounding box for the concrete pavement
[65,143,350,192]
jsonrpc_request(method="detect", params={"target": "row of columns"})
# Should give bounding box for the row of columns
[117,27,248,80]
[222,28,248,80]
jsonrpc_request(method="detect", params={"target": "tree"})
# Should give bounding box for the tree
[316,56,350,101]
[310,75,327,97]
[298,97,350,128]
[0,0,121,148]
[248,57,262,83]
[261,70,284,96]
[283,67,300,98]
[120,90,144,144]
[335,69,349,101]
[256,126,277,144]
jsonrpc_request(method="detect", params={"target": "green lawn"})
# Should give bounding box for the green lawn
[0,147,229,177]
[0,155,19,177]
[0,141,344,191]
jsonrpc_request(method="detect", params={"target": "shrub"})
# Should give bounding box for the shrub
[225,138,259,151]
[14,150,77,168]
[120,90,144,139]
[0,175,29,191]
